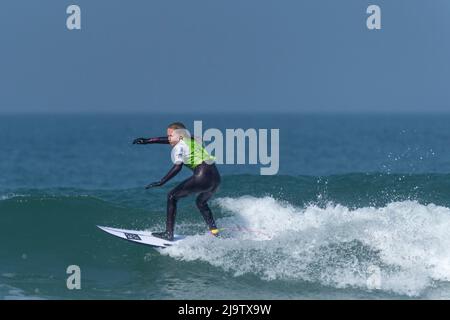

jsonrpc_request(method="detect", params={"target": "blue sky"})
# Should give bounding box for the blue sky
[0,0,449,113]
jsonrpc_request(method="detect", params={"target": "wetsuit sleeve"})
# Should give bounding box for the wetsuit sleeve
[133,137,169,144]
[148,137,169,144]
[159,163,183,185]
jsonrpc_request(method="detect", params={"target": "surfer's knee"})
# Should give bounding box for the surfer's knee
[167,191,179,203]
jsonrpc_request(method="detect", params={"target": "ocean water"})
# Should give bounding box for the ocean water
[1,113,450,299]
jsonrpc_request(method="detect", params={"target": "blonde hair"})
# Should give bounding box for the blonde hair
[168,122,190,140]
[167,122,186,130]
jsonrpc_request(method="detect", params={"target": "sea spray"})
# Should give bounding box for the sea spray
[162,196,450,296]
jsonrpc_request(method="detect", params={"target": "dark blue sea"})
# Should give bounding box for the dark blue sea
[1,113,450,299]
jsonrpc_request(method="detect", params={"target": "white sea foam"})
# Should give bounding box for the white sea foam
[0,193,26,201]
[0,194,15,201]
[0,284,45,300]
[161,196,450,297]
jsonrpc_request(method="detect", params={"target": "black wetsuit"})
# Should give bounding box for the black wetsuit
[133,136,220,241]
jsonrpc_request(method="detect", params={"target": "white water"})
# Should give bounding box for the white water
[161,196,450,297]
[0,283,45,300]
[0,193,20,201]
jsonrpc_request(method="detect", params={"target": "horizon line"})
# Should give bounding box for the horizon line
[2,110,450,116]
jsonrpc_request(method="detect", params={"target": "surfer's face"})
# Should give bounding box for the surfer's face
[167,128,180,146]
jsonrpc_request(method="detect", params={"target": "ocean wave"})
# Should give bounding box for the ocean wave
[0,284,45,300]
[0,193,25,201]
[161,196,450,297]
[3,176,450,298]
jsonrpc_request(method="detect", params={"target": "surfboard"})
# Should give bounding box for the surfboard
[97,225,186,248]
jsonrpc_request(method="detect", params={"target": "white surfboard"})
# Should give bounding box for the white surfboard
[97,225,186,248]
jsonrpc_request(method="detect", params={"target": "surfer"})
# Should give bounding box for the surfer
[132,122,221,241]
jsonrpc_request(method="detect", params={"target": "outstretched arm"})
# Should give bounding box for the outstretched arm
[145,163,183,189]
[133,137,169,145]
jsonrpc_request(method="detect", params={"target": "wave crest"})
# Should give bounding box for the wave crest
[161,196,450,297]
